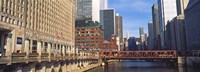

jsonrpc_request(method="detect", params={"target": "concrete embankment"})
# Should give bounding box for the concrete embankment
[71,63,101,72]
[178,56,200,67]
[73,60,120,72]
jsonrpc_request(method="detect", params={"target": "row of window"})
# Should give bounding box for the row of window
[76,31,96,33]
[76,34,100,36]
[76,28,99,31]
[76,43,99,47]
[76,37,99,40]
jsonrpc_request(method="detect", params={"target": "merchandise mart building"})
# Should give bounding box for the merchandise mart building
[0,0,76,56]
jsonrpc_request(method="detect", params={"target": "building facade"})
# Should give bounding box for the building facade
[166,20,176,50]
[102,35,119,51]
[100,0,108,10]
[139,27,146,50]
[174,15,186,52]
[109,35,119,51]
[76,0,100,22]
[128,37,137,51]
[0,0,76,56]
[148,22,154,50]
[152,3,161,50]
[100,9,115,41]
[177,0,189,15]
[103,40,110,51]
[115,13,123,51]
[75,21,103,49]
[166,15,187,52]
[158,0,178,49]
[185,0,200,51]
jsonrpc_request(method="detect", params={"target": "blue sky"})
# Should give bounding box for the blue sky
[108,0,156,38]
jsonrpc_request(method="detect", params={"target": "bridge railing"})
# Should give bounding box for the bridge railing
[0,53,100,64]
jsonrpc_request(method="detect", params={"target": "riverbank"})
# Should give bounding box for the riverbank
[71,63,101,72]
[72,60,119,72]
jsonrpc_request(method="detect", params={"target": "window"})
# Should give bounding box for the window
[86,34,89,36]
[76,38,80,40]
[86,38,90,41]
[81,38,85,40]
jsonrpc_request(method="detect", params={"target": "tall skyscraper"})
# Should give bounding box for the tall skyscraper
[123,30,129,51]
[152,3,160,50]
[177,0,189,15]
[148,22,154,50]
[76,0,100,22]
[139,27,145,38]
[128,37,137,51]
[0,0,76,56]
[100,0,108,10]
[158,0,178,49]
[139,27,145,50]
[100,9,115,41]
[185,0,200,51]
[115,13,123,50]
[165,15,187,51]
[126,30,130,40]
[166,20,176,50]
[174,15,186,52]
[144,33,148,50]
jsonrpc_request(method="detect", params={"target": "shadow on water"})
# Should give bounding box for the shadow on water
[86,61,200,72]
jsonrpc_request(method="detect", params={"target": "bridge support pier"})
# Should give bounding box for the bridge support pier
[67,63,72,71]
[72,63,77,70]
[178,56,200,67]
[186,57,200,67]
[50,65,54,72]
[41,65,46,72]
[178,56,187,67]
[62,63,67,72]
[15,66,22,72]
[45,66,51,72]
[30,64,36,72]
[66,64,70,72]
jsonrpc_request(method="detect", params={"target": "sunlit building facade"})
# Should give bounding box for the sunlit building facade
[0,0,76,56]
[115,13,123,51]
[152,3,161,50]
[158,0,177,49]
[76,0,100,22]
[75,21,103,49]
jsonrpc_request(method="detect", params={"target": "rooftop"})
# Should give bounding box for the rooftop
[75,20,101,27]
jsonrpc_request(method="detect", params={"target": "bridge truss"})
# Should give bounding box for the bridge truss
[100,50,177,59]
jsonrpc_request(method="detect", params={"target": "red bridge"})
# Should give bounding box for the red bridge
[100,50,177,59]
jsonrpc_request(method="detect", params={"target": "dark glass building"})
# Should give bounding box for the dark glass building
[185,0,200,50]
[100,9,115,41]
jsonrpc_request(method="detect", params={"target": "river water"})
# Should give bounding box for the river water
[86,61,200,72]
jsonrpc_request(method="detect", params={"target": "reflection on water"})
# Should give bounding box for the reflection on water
[86,61,200,72]
[178,66,200,72]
